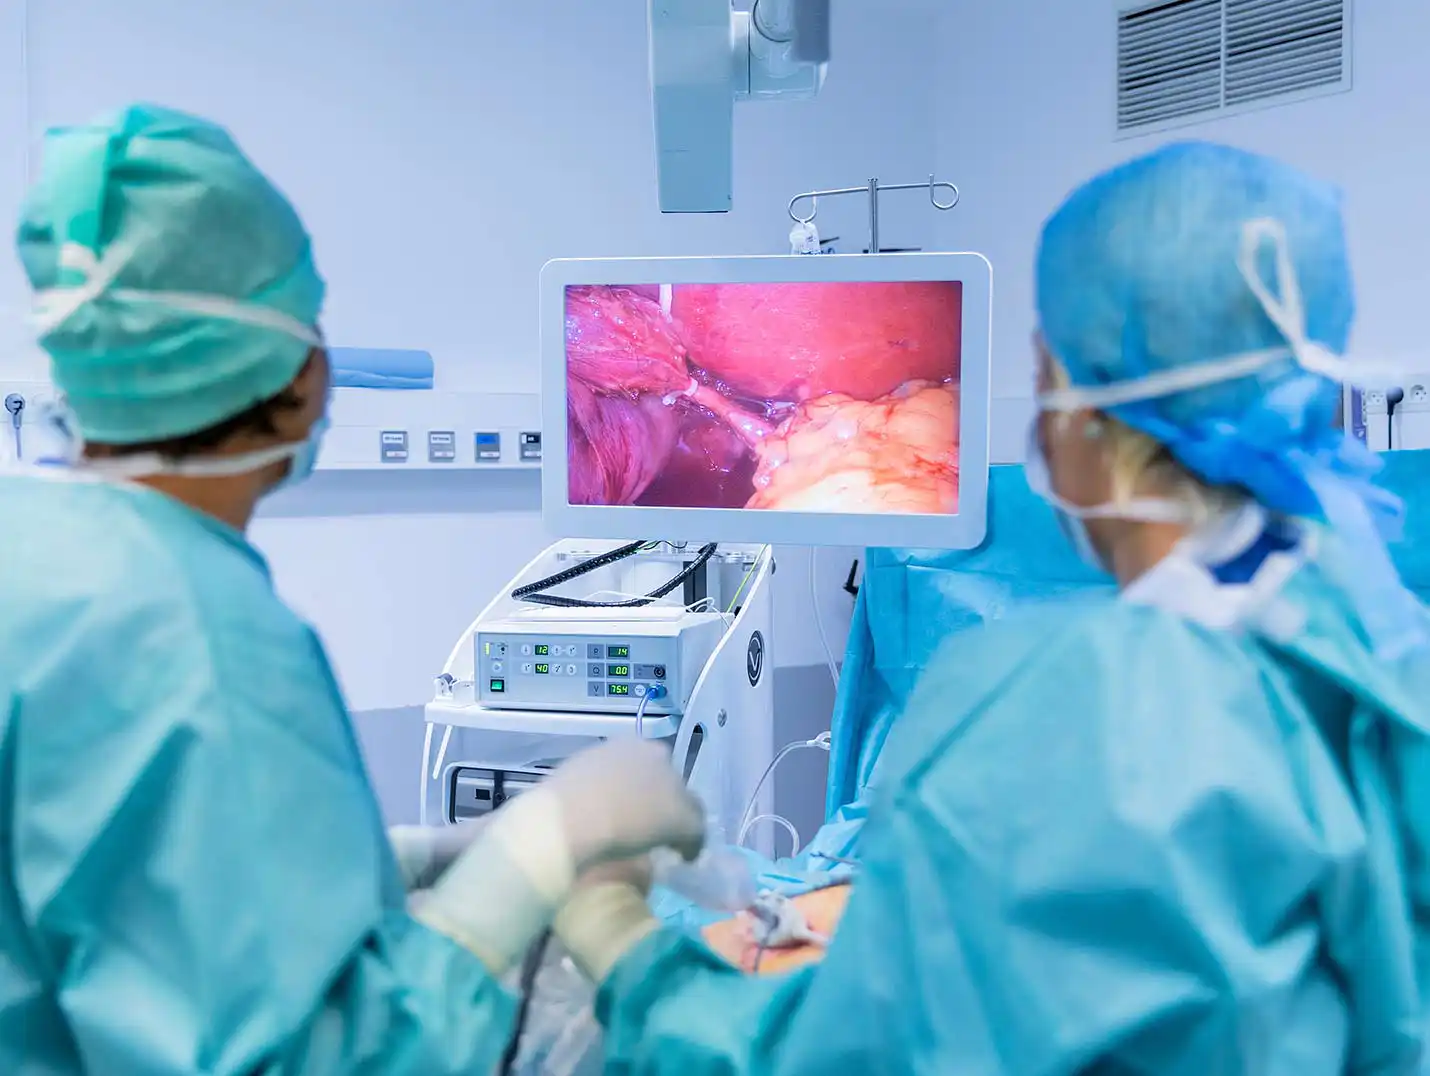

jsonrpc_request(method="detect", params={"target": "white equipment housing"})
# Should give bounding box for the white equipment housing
[474,608,726,716]
[649,0,829,213]
[423,540,776,847]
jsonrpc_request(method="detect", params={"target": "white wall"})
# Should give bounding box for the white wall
[932,0,1430,408]
[18,0,941,390]
[0,1,31,368]
[6,2,943,823]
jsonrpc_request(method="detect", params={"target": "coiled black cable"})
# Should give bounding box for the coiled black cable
[512,542,719,609]
[510,541,649,602]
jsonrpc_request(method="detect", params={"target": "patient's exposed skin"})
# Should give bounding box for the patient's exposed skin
[700,884,852,976]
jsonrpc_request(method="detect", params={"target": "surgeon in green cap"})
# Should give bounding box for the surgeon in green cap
[0,103,706,1074]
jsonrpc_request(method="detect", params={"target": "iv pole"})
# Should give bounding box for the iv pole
[787,174,960,254]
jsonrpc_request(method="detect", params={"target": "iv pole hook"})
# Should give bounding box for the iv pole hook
[786,174,960,251]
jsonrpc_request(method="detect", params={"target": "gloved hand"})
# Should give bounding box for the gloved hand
[555,857,661,983]
[547,740,705,867]
[575,855,656,895]
[388,818,492,891]
[413,740,704,976]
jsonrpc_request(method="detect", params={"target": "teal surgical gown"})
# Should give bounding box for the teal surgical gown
[0,474,514,1074]
[596,536,1430,1073]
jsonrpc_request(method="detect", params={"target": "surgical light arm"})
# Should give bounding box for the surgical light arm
[648,0,830,213]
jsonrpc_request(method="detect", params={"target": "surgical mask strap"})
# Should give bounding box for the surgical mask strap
[1024,425,1196,526]
[1043,488,1194,525]
[1038,218,1404,414]
[73,438,304,481]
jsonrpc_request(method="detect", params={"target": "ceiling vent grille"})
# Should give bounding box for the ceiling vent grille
[1116,0,1348,133]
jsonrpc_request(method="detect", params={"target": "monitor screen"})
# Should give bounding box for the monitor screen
[540,254,991,549]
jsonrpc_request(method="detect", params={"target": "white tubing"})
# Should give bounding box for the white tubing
[419,722,435,826]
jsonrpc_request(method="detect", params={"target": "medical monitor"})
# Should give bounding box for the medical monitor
[539,253,992,549]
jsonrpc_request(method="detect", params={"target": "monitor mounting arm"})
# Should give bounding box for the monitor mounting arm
[648,0,831,213]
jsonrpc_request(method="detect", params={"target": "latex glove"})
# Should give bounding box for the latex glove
[547,739,705,867]
[388,818,492,891]
[555,858,661,983]
[577,855,655,895]
[413,740,703,975]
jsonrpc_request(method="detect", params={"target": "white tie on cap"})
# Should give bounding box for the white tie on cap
[1038,217,1405,413]
[1234,218,1403,386]
[31,240,135,337]
[31,236,321,347]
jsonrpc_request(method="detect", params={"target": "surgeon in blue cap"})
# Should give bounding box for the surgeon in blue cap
[0,104,705,1074]
[547,141,1430,1073]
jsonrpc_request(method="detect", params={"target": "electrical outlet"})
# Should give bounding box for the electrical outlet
[1362,389,1389,413]
[1397,378,1430,450]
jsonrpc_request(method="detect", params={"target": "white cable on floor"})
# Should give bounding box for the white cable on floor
[809,548,840,689]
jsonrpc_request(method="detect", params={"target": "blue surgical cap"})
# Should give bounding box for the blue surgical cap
[1036,141,1360,519]
[1037,141,1424,658]
[16,103,326,444]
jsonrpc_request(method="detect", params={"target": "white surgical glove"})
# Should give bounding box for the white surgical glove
[388,818,492,891]
[413,740,704,975]
[545,739,705,867]
[554,858,661,983]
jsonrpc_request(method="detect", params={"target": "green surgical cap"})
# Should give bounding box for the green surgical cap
[16,103,326,444]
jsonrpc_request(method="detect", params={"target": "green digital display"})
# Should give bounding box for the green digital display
[608,645,630,659]
[535,644,550,656]
[608,664,631,678]
[535,663,550,674]
[607,683,631,696]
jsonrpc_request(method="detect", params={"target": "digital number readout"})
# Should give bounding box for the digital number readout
[535,644,550,656]
[607,683,631,696]
[535,663,550,674]
[608,645,631,659]
[608,664,631,677]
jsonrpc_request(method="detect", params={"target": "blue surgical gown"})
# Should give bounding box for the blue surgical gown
[0,474,514,1074]
[595,540,1430,1073]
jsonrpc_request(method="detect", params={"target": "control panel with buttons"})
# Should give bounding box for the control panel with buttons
[474,620,723,715]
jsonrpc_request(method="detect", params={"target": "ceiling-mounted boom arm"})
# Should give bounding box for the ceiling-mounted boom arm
[648,0,831,213]
[792,0,831,63]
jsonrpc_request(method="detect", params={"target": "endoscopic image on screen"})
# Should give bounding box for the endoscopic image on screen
[564,281,962,514]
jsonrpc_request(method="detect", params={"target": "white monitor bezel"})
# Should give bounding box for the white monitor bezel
[539,252,992,550]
